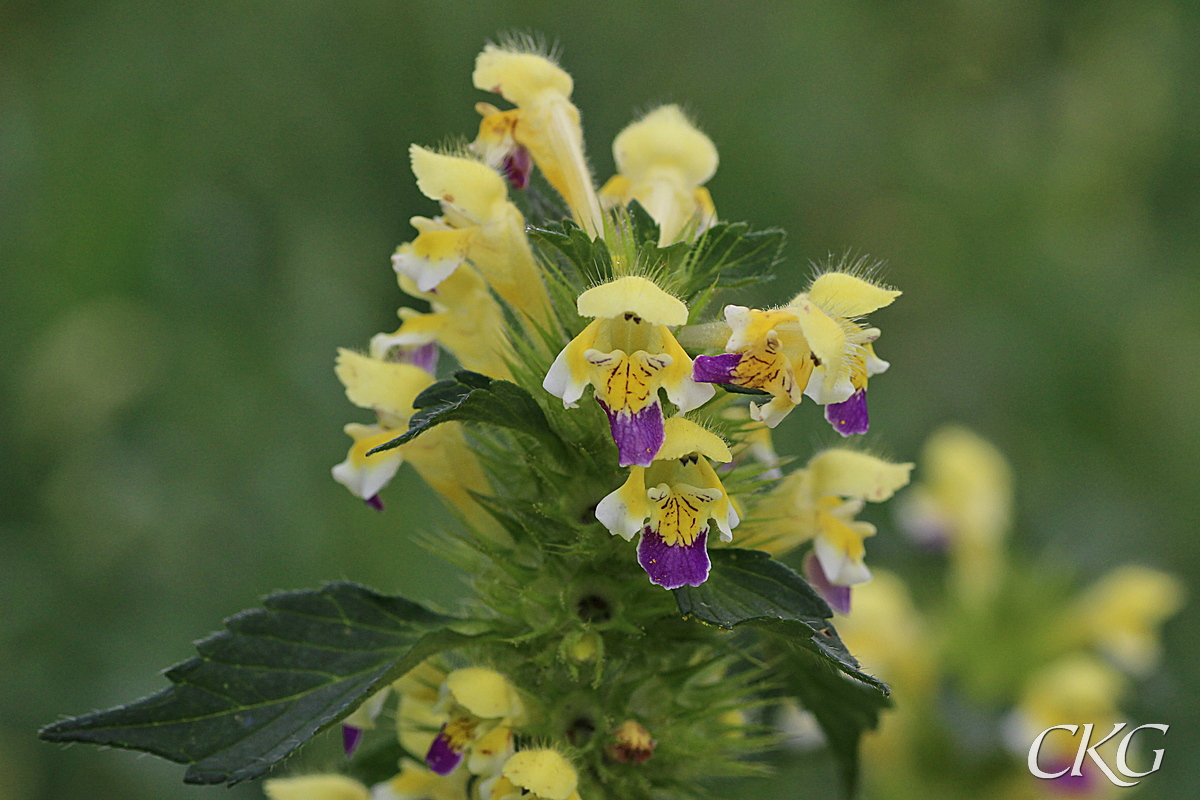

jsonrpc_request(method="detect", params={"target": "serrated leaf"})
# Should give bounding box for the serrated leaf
[40,583,481,785]
[367,371,566,462]
[674,549,885,689]
[768,629,891,798]
[679,222,786,301]
[527,220,613,287]
[673,549,888,798]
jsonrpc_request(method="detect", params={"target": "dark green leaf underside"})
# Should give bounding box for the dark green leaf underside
[771,632,891,798]
[40,583,476,785]
[673,549,889,798]
[367,370,565,461]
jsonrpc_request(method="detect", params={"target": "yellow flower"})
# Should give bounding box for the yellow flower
[396,661,449,763]
[471,102,531,189]
[599,105,718,246]
[722,405,783,480]
[420,667,524,778]
[474,42,603,237]
[373,759,468,800]
[596,417,737,588]
[897,425,1012,607]
[1010,655,1125,760]
[1069,566,1185,676]
[543,276,714,466]
[331,346,436,506]
[341,686,391,756]
[738,449,911,613]
[263,775,370,800]
[386,264,512,379]
[692,271,899,432]
[394,146,549,322]
[483,749,582,800]
[332,346,508,543]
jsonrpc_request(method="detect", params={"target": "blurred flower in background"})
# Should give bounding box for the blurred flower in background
[818,425,1184,800]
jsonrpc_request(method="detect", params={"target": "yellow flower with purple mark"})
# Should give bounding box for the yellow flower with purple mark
[471,102,532,189]
[692,271,899,434]
[340,685,391,756]
[332,342,437,509]
[738,449,911,613]
[393,145,549,322]
[544,276,714,466]
[387,263,512,379]
[421,667,524,777]
[599,104,718,246]
[473,42,603,237]
[333,342,507,543]
[596,417,738,589]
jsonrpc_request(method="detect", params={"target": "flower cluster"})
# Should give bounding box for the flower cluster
[267,664,581,800]
[820,426,1185,799]
[40,34,1187,800]
[255,31,922,800]
[332,38,907,595]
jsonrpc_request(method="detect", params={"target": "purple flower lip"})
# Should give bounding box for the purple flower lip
[803,551,851,616]
[502,146,533,190]
[692,353,742,385]
[424,725,464,776]
[405,342,441,375]
[637,527,711,589]
[364,495,385,512]
[599,399,664,467]
[342,724,364,757]
[825,389,869,436]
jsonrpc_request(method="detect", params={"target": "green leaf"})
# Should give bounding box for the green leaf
[39,583,480,785]
[678,222,786,301]
[675,550,859,671]
[367,370,566,462]
[673,549,889,797]
[767,628,891,798]
[528,220,613,287]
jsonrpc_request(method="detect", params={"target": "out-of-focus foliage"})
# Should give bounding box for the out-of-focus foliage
[2,2,1196,798]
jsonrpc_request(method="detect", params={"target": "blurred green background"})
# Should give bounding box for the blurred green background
[2,1,1197,798]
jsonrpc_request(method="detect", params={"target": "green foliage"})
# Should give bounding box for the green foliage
[677,222,786,302]
[528,208,785,320]
[674,549,890,796]
[39,584,484,785]
[528,220,614,290]
[769,636,891,798]
[367,370,568,464]
[675,549,885,689]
